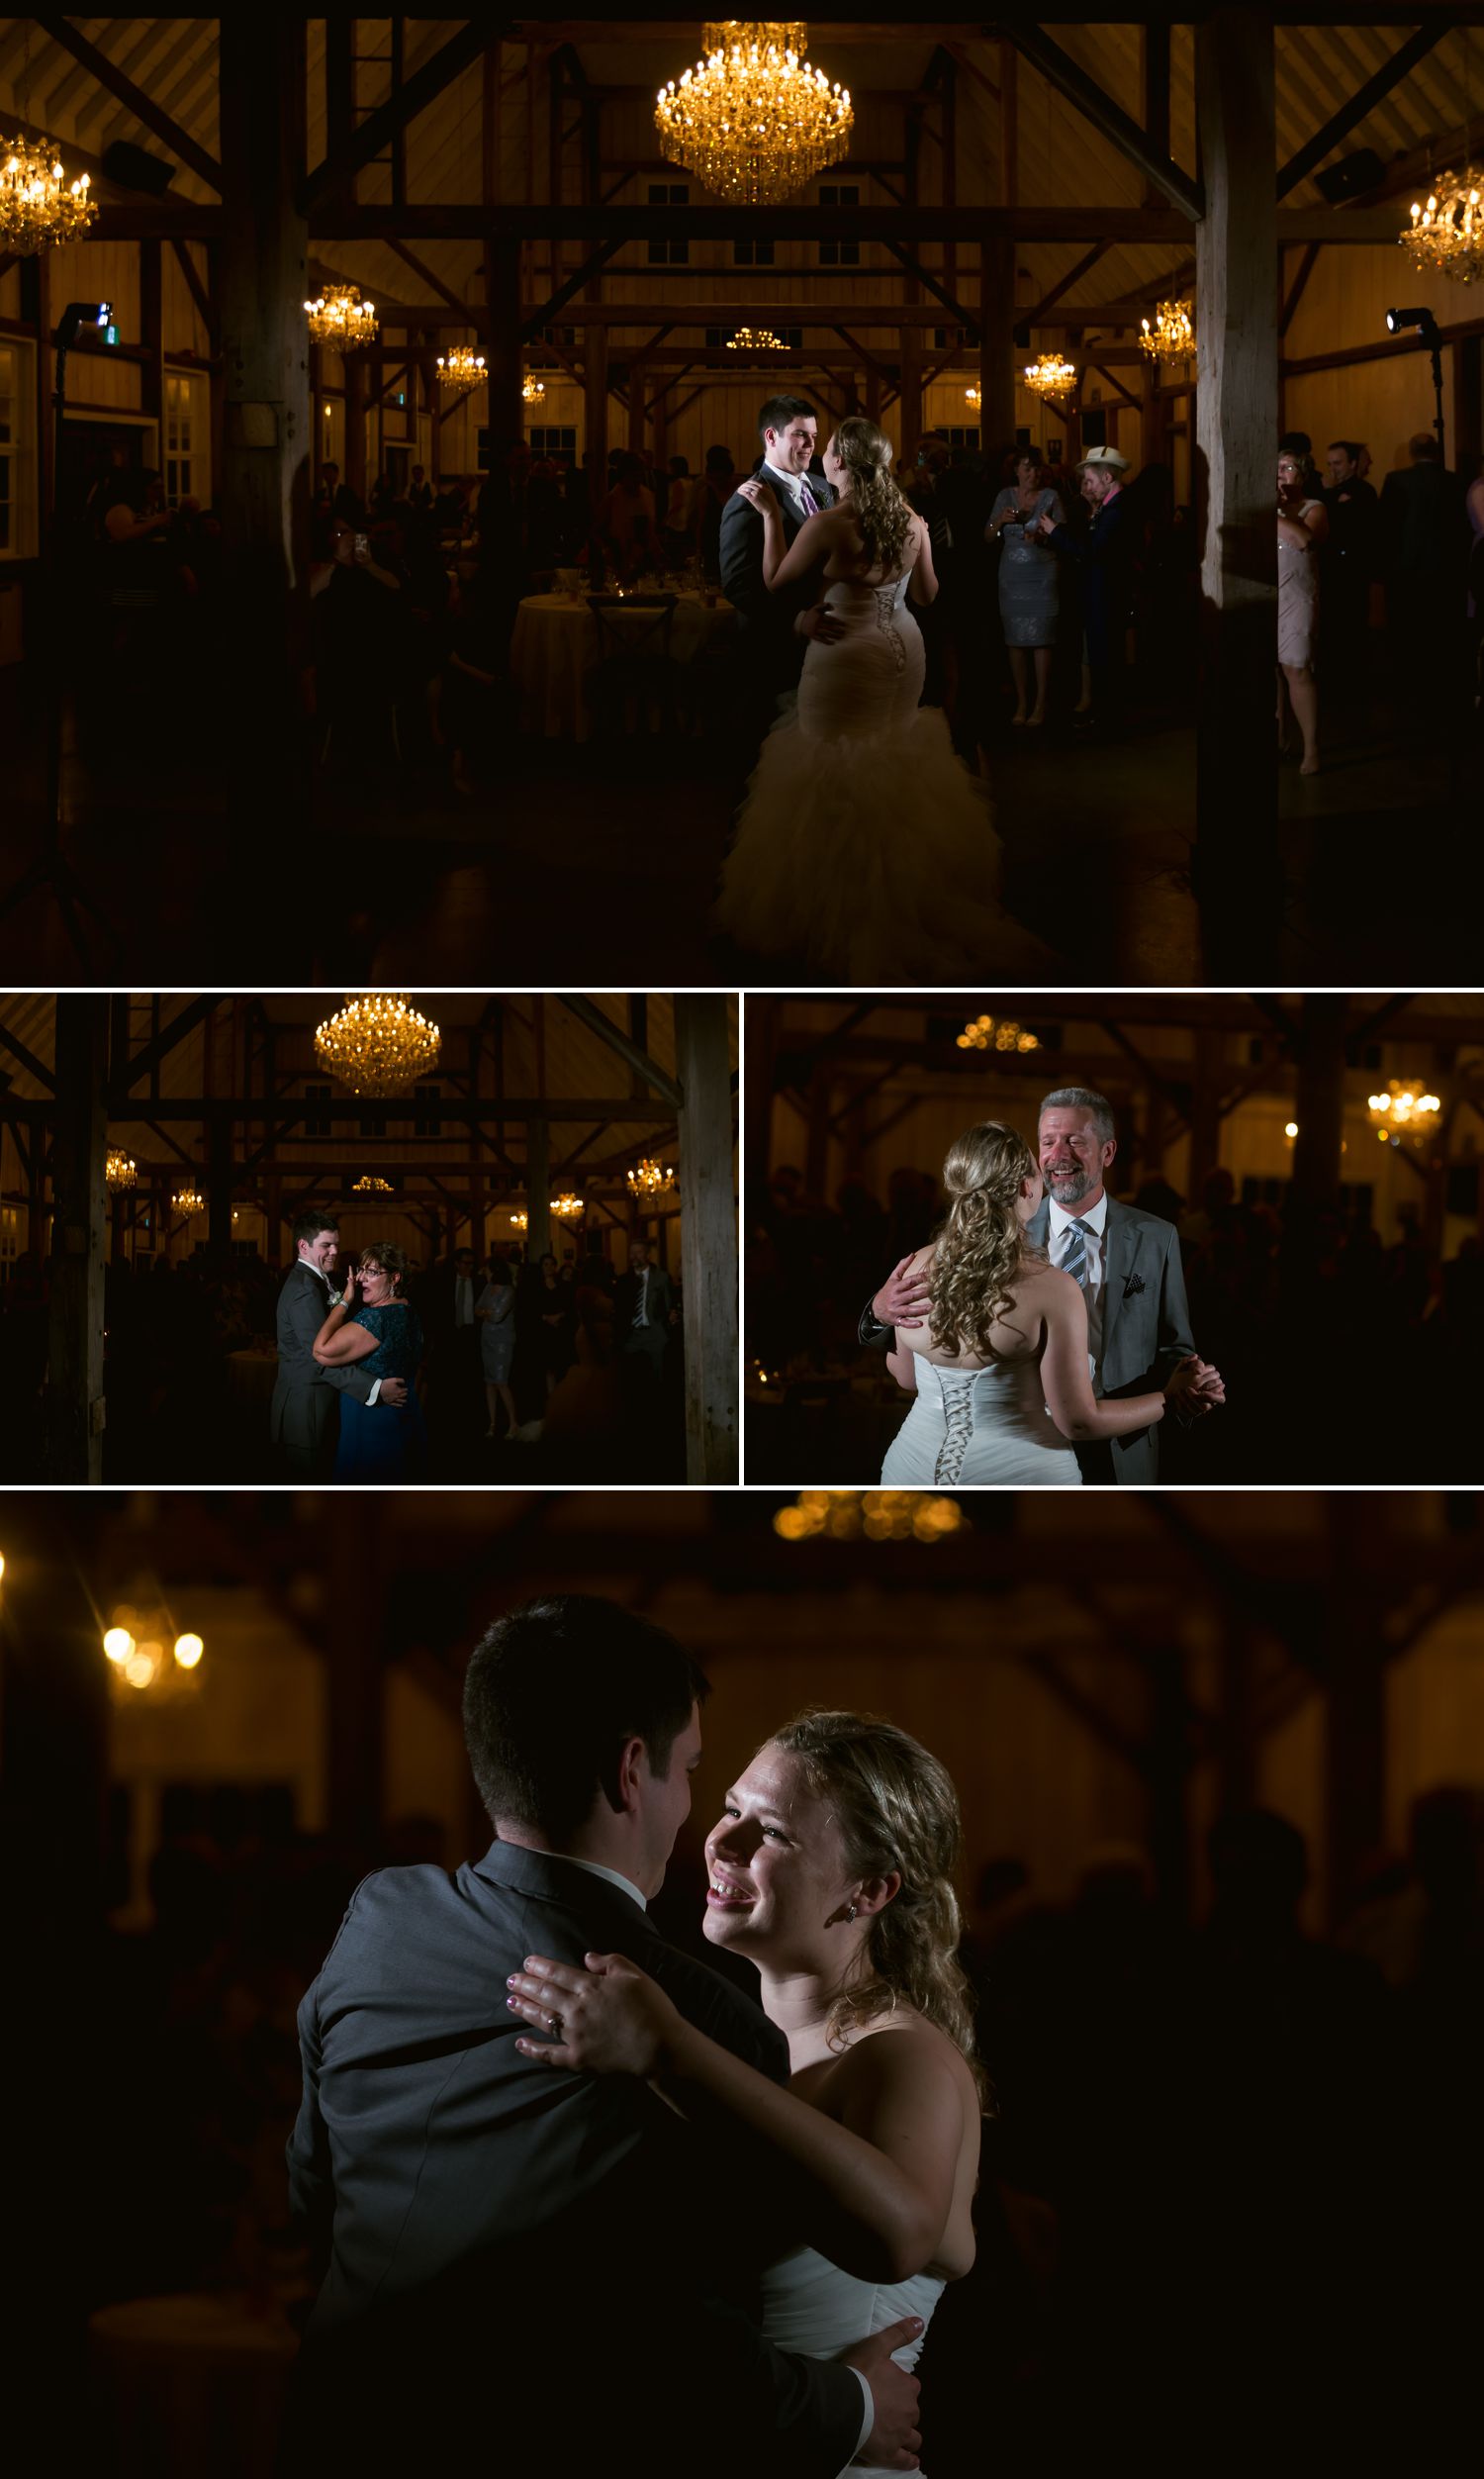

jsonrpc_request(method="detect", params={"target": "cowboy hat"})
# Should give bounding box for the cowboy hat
[1075,444,1131,475]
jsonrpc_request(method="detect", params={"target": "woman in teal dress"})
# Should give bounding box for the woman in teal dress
[312,1241,428,1481]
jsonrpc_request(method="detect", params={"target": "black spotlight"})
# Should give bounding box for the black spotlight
[101,139,176,196]
[1314,147,1384,205]
[1385,305,1439,338]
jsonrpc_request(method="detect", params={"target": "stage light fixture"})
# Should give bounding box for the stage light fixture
[1384,305,1438,337]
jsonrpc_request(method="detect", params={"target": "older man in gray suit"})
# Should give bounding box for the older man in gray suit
[860,1085,1224,1483]
[270,1208,406,1478]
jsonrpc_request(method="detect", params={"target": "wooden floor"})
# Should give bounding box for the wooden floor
[0,671,1476,988]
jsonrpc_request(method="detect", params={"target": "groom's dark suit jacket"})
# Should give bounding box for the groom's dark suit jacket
[283,1841,866,2479]
[719,464,837,704]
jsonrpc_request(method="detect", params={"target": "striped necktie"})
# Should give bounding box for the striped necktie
[1060,1220,1089,1287]
[798,478,818,516]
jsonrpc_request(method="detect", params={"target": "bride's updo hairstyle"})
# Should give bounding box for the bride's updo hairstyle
[831,416,913,575]
[770,1709,987,2098]
[927,1120,1041,1361]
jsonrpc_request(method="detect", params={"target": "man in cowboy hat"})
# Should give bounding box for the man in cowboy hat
[1036,443,1139,735]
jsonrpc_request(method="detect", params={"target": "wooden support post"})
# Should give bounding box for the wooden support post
[344,349,368,499]
[675,995,738,1486]
[485,238,522,450]
[1186,1027,1225,1198]
[208,1112,232,1256]
[139,238,164,429]
[1454,332,1482,473]
[979,238,1015,457]
[325,1508,386,1861]
[265,1172,283,1265]
[217,15,312,828]
[526,1113,551,1262]
[1290,995,1346,1221]
[897,345,923,461]
[585,322,609,480]
[1193,8,1280,981]
[43,996,108,1482]
[1322,1499,1386,1927]
[628,360,646,456]
[1141,355,1171,473]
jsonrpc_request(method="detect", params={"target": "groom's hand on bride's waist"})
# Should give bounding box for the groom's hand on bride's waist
[796,605,846,644]
[872,1257,933,1331]
[845,2317,925,2471]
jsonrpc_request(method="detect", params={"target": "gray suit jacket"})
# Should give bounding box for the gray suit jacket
[1026,1195,1194,1484]
[270,1260,373,1457]
[719,466,837,697]
[286,1842,866,2478]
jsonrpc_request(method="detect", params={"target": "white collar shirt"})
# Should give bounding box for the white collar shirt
[1049,1191,1110,1381]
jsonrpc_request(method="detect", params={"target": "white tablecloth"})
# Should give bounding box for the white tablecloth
[511,590,736,741]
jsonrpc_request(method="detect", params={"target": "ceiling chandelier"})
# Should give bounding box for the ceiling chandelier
[171,1187,204,1217]
[1403,167,1484,284]
[656,21,854,206]
[551,1192,585,1223]
[521,372,545,403]
[304,283,378,350]
[509,1210,529,1231]
[964,385,981,411]
[1368,1081,1442,1142]
[627,1156,678,1197]
[774,1489,967,1543]
[1024,351,1077,401]
[728,326,785,352]
[352,1175,393,1192]
[1140,299,1195,363]
[315,995,441,1097]
[103,1599,205,1698]
[438,344,487,393]
[956,1013,1040,1054]
[0,135,96,254]
[105,1150,137,1192]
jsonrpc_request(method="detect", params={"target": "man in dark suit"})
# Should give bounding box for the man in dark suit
[614,1238,677,1383]
[270,1210,404,1478]
[420,1245,483,1437]
[284,1595,922,2478]
[858,1087,1224,1485]
[1037,444,1140,734]
[1321,439,1379,690]
[1379,430,1469,708]
[719,393,840,751]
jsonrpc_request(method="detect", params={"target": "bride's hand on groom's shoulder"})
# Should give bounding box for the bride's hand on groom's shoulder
[506,1951,680,2078]
[737,477,778,518]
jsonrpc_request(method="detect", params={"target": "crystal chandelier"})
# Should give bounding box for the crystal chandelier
[627,1156,678,1197]
[728,327,785,352]
[171,1187,204,1217]
[551,1192,585,1223]
[521,372,545,403]
[1024,351,1076,402]
[774,1489,967,1543]
[1403,168,1484,283]
[103,1598,205,1698]
[437,344,487,393]
[509,1210,529,1231]
[964,385,981,411]
[1140,300,1195,363]
[352,1175,393,1192]
[315,995,441,1097]
[105,1150,137,1191]
[956,1013,1040,1054]
[304,283,378,350]
[656,22,853,206]
[1367,1081,1441,1142]
[0,135,96,254]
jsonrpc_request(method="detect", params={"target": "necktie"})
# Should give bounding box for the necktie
[632,1273,648,1329]
[798,479,818,516]
[1061,1222,1089,1288]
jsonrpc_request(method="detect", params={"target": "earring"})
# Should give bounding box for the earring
[846,1903,858,1922]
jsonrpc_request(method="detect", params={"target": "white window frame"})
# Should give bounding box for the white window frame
[0,335,39,559]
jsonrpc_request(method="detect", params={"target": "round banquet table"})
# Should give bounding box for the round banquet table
[511,589,736,741]
[88,2290,300,2479]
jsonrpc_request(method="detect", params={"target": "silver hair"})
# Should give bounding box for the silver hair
[1038,1086,1117,1146]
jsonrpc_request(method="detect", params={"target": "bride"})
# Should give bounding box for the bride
[715,417,1053,982]
[881,1122,1210,1486]
[507,1708,984,2477]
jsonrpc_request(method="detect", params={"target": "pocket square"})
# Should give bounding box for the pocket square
[1123,1273,1146,1297]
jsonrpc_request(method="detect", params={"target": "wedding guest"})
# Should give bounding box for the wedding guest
[1036,445,1139,736]
[1321,439,1379,688]
[614,1239,676,1388]
[692,443,740,583]
[1277,447,1329,776]
[476,1251,517,1440]
[987,447,1065,728]
[660,455,693,564]
[408,462,433,512]
[520,1252,575,1399]
[599,453,656,583]
[1380,431,1470,707]
[308,513,405,758]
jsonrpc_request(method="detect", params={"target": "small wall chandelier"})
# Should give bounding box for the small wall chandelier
[521,372,545,402]
[956,1013,1040,1054]
[656,21,853,206]
[352,1175,393,1192]
[103,1599,205,1698]
[728,327,785,352]
[171,1187,205,1217]
[964,384,981,410]
[304,283,379,350]
[1140,300,1195,363]
[0,135,96,254]
[1024,351,1077,402]
[438,344,487,394]
[105,1150,137,1192]
[315,995,441,1097]
[509,1210,529,1232]
[627,1156,678,1197]
[774,1489,967,1543]
[1368,1081,1441,1141]
[1402,167,1484,284]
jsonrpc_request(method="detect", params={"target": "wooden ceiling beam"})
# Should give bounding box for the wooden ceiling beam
[1276,22,1448,201]
[993,18,1204,221]
[36,12,224,191]
[303,18,497,212]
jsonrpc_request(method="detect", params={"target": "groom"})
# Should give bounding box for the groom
[720,393,839,750]
[861,1086,1224,1483]
[284,1595,923,2478]
[270,1209,405,1479]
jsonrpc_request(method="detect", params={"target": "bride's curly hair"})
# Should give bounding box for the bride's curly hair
[927,1121,1043,1361]
[770,1709,989,2103]
[831,416,914,574]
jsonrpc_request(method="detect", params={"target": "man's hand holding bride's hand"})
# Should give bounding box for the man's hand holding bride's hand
[872,1255,933,1330]
[844,2319,924,2471]
[507,1951,681,2077]
[1165,1355,1225,1418]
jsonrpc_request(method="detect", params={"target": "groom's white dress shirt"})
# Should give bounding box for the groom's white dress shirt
[301,1256,382,1403]
[1049,1192,1108,1383]
[762,459,820,521]
[455,1275,476,1328]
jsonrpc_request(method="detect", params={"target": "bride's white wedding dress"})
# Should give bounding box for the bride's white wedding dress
[716,571,1054,982]
[761,2246,945,2479]
[881,1351,1082,1486]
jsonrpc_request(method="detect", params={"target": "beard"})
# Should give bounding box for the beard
[1044,1161,1095,1204]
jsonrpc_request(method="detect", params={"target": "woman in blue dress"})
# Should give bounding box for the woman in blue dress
[312,1241,428,1481]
